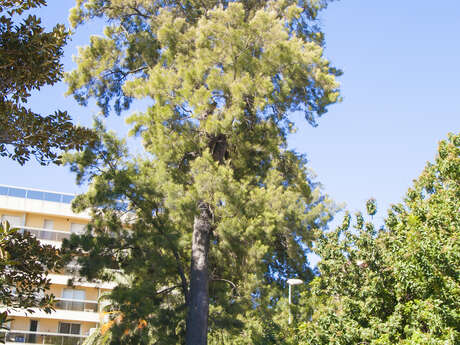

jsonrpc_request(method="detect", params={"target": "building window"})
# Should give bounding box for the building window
[59,288,86,311]
[1,215,22,227]
[58,322,81,335]
[70,223,85,235]
[62,288,85,301]
[41,219,54,240]
[43,219,54,229]
[27,320,39,343]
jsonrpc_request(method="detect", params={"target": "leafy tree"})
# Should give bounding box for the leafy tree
[0,221,64,340]
[297,133,460,345]
[64,1,341,344]
[0,0,95,164]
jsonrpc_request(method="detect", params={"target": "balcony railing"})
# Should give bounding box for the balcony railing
[60,264,82,276]
[54,298,99,313]
[1,330,86,345]
[0,185,75,204]
[19,226,71,242]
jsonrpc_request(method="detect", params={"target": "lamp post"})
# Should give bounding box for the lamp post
[287,278,303,324]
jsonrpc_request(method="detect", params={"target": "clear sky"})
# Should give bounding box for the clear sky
[2,0,459,226]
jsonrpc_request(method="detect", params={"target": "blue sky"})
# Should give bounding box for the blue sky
[2,0,459,226]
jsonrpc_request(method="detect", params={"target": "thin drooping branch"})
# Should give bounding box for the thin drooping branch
[103,66,148,82]
[211,278,239,297]
[156,285,181,296]
[128,5,152,19]
[173,248,190,305]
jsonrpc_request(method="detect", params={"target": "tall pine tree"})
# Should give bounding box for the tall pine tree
[65,1,341,344]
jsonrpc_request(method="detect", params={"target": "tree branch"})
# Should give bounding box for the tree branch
[155,285,181,295]
[211,278,239,296]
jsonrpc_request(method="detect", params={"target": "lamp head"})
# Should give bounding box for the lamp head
[287,278,303,286]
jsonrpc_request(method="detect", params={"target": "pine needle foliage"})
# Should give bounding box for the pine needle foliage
[64,1,341,344]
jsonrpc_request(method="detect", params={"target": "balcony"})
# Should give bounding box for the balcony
[0,185,89,219]
[2,330,86,345]
[4,307,100,323]
[20,226,70,243]
[54,298,99,313]
[0,186,74,204]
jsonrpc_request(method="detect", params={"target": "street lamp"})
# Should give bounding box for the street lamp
[287,278,303,324]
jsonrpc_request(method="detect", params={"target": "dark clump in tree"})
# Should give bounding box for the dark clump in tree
[0,0,95,165]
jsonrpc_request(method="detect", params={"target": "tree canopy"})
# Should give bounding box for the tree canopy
[64,1,341,344]
[0,0,95,164]
[297,133,460,345]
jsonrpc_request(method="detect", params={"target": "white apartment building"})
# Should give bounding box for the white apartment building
[0,185,114,345]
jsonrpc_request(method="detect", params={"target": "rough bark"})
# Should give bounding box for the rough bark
[185,201,213,345]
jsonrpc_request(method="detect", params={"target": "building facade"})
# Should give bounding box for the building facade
[0,185,113,345]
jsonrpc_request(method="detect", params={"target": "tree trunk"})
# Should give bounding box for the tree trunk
[185,201,212,345]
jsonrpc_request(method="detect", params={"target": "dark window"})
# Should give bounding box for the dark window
[27,320,38,343]
[71,324,81,335]
[0,186,8,195]
[59,322,81,335]
[59,323,70,334]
